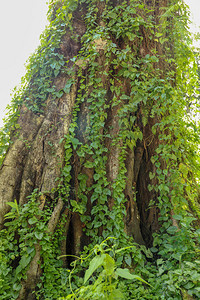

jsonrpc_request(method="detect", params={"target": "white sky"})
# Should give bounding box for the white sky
[184,0,200,34]
[0,0,199,127]
[0,0,48,127]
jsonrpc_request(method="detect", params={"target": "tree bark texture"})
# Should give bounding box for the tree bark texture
[0,0,176,298]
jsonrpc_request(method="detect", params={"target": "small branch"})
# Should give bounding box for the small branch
[47,197,64,233]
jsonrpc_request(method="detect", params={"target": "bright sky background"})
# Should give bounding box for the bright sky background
[185,0,200,32]
[0,1,48,127]
[0,0,199,127]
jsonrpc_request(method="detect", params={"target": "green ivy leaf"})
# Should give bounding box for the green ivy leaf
[110,289,125,299]
[91,192,98,203]
[115,268,151,286]
[93,173,101,181]
[13,283,22,291]
[84,254,106,284]
[149,172,155,180]
[16,255,32,274]
[54,69,60,77]
[28,217,38,225]
[124,254,132,266]
[70,137,81,149]
[35,232,44,240]
[27,247,35,254]
[63,82,73,94]
[84,161,94,168]
[103,254,115,276]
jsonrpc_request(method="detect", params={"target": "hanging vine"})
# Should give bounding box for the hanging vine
[0,0,199,299]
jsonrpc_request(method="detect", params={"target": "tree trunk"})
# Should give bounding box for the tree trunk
[0,0,199,299]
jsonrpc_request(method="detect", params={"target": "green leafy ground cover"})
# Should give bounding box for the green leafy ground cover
[0,0,200,299]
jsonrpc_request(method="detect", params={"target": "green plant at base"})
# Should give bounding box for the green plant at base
[59,237,151,300]
[4,200,20,220]
[0,190,71,300]
[0,0,200,299]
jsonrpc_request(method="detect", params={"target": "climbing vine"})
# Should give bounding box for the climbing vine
[0,0,200,299]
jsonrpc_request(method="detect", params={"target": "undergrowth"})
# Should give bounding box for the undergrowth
[0,0,200,299]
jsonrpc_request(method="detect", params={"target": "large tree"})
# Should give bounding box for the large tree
[0,0,200,299]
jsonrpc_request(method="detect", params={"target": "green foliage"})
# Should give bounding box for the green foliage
[0,0,76,165]
[0,190,69,299]
[4,200,19,220]
[59,238,150,300]
[0,0,200,299]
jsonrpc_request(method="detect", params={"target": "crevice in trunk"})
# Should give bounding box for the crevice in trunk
[136,151,160,248]
[65,216,75,267]
[125,147,145,245]
[65,211,90,267]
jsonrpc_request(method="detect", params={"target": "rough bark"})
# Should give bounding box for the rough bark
[0,0,174,298]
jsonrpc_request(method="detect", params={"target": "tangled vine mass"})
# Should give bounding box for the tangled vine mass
[0,0,200,299]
